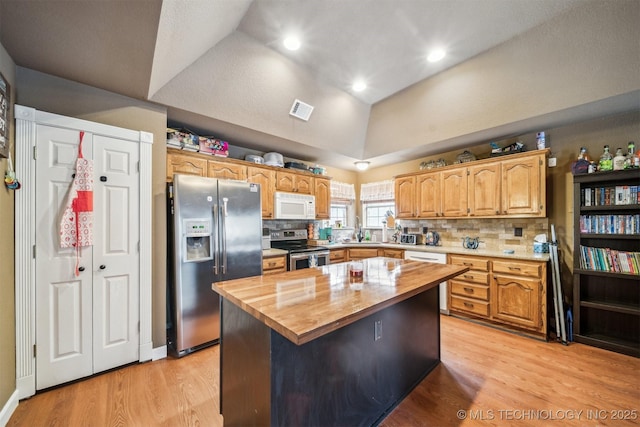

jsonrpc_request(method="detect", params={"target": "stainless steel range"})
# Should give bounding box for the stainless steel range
[270,229,330,271]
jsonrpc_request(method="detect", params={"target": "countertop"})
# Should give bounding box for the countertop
[262,248,288,257]
[326,242,551,262]
[212,257,467,345]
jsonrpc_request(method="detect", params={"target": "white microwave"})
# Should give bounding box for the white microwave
[274,192,316,220]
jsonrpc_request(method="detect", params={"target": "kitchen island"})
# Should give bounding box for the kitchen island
[212,257,468,427]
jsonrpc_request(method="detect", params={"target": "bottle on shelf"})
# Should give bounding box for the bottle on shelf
[613,147,626,170]
[598,145,613,171]
[577,147,589,161]
[625,141,639,169]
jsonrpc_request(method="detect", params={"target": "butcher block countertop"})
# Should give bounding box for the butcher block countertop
[212,257,468,345]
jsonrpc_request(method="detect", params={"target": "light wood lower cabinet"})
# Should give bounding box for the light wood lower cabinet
[329,248,347,264]
[262,255,287,275]
[378,248,404,259]
[448,254,547,338]
[347,248,379,260]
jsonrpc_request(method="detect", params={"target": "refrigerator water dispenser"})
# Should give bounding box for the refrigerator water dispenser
[183,218,213,262]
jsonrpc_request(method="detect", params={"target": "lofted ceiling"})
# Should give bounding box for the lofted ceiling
[0,0,589,170]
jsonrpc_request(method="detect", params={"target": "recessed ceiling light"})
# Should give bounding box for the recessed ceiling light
[352,81,367,92]
[427,49,446,63]
[283,36,301,51]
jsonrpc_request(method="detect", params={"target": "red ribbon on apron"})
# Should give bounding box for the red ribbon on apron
[59,131,94,276]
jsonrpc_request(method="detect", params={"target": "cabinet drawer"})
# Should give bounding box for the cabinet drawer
[451,295,489,317]
[378,248,404,259]
[450,280,489,301]
[330,249,346,263]
[348,248,378,259]
[455,271,489,285]
[449,255,489,271]
[493,259,543,278]
[263,256,286,273]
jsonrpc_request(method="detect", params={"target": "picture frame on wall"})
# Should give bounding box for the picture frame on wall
[0,72,9,158]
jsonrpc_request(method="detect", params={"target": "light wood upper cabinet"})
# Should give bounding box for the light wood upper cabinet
[314,177,331,219]
[417,172,441,217]
[394,150,547,219]
[207,159,247,181]
[166,153,207,180]
[468,163,501,216]
[395,176,417,218]
[276,170,313,194]
[501,154,544,216]
[441,169,468,217]
[247,166,275,219]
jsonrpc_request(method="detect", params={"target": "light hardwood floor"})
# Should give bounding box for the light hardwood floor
[8,315,640,426]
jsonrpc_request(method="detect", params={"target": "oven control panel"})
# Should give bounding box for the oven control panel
[271,229,307,241]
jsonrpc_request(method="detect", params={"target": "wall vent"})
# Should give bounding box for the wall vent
[289,99,314,121]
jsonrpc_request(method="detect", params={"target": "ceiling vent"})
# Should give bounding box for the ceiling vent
[289,99,314,121]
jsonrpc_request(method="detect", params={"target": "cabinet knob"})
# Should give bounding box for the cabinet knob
[99,265,106,270]
[78,266,85,272]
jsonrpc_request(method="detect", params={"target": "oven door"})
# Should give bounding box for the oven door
[289,250,330,271]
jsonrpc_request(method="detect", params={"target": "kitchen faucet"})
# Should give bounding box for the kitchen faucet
[355,216,363,242]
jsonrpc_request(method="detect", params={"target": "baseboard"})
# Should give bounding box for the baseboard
[152,345,167,361]
[0,389,19,426]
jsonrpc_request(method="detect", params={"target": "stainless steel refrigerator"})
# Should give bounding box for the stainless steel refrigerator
[167,174,263,356]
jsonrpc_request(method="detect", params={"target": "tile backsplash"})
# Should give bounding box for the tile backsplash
[264,218,550,254]
[364,218,550,253]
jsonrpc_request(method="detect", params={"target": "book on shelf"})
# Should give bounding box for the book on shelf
[579,245,640,274]
[579,214,640,234]
[580,185,639,207]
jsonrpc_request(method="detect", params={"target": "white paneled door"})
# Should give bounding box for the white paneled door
[35,125,139,390]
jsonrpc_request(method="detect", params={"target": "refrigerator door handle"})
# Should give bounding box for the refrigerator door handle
[221,197,228,274]
[212,204,219,275]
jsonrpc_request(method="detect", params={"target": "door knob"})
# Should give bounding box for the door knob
[99,265,106,270]
[78,266,85,272]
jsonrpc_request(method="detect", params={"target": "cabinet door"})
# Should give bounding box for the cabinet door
[491,274,541,331]
[441,169,468,217]
[166,152,207,180]
[348,248,378,260]
[468,163,501,216]
[395,176,416,218]
[417,172,441,217]
[275,171,296,192]
[501,155,543,216]
[208,160,247,181]
[295,175,314,194]
[314,177,331,219]
[248,166,275,219]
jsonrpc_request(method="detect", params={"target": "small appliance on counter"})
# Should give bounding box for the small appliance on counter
[262,227,271,250]
[400,233,420,245]
[424,230,440,246]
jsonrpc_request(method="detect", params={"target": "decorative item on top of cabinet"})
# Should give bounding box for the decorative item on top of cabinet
[262,255,287,275]
[248,166,275,219]
[276,170,313,194]
[573,168,640,357]
[314,177,331,219]
[208,159,247,181]
[167,152,207,180]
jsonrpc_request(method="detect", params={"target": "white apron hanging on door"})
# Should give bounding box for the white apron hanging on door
[59,131,94,276]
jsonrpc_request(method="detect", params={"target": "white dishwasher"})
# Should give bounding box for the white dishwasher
[405,251,448,314]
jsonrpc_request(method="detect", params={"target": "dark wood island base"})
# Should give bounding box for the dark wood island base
[213,258,468,426]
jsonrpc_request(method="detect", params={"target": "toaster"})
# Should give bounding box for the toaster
[400,233,420,245]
